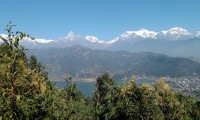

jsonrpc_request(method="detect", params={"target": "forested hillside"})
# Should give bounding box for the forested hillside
[0,24,200,119]
[27,45,200,81]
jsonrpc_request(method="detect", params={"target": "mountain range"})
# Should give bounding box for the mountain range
[3,27,197,58]
[1,27,200,80]
[27,45,200,81]
[1,27,200,57]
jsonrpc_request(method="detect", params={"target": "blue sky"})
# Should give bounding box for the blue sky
[0,0,200,40]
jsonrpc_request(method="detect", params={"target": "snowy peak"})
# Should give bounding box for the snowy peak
[65,31,76,40]
[0,34,53,44]
[67,31,74,36]
[85,36,105,43]
[120,29,157,39]
[158,27,191,40]
[195,31,200,37]
[34,39,53,43]
[1,27,200,47]
[119,31,136,39]
[162,27,190,35]
[19,38,54,46]
[0,34,8,38]
[134,29,158,38]
[65,31,80,40]
[85,36,99,42]
[170,27,188,32]
[113,29,158,43]
[0,34,7,42]
[110,27,197,44]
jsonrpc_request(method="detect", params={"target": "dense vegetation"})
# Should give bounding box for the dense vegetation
[0,23,200,119]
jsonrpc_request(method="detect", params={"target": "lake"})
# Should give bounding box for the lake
[54,79,154,97]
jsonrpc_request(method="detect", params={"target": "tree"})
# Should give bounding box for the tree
[93,73,116,119]
[0,22,92,119]
[154,78,189,119]
[0,22,47,119]
[29,55,42,71]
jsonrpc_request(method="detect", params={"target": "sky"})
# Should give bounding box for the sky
[0,0,200,40]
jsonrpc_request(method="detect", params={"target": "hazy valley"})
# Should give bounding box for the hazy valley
[27,45,200,81]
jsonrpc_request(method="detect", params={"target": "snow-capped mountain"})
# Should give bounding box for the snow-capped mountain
[1,27,200,58]
[22,38,53,44]
[195,31,200,37]
[112,27,193,43]
[131,29,158,39]
[85,36,105,44]
[0,34,6,43]
[1,27,200,55]
[1,27,198,45]
[111,29,158,43]
[0,34,8,38]
[157,27,191,40]
[34,39,53,43]
[0,33,53,44]
[63,31,82,41]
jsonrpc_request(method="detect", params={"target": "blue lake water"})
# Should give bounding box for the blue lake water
[54,79,154,97]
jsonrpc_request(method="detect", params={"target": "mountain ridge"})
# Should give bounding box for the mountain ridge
[1,27,200,58]
[1,27,199,44]
[27,45,200,81]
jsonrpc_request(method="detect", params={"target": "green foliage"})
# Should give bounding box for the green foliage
[93,73,116,120]
[29,55,42,71]
[92,75,200,120]
[0,22,91,119]
[0,22,200,119]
